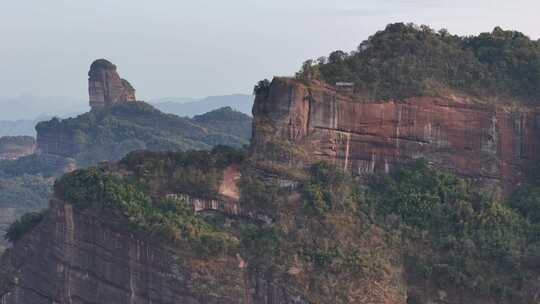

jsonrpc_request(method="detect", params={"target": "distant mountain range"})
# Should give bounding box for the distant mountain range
[0,94,253,137]
[0,95,87,121]
[0,117,49,137]
[151,94,253,117]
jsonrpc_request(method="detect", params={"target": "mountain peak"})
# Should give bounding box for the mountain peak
[88,59,136,110]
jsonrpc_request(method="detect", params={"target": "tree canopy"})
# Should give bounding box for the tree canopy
[299,23,540,103]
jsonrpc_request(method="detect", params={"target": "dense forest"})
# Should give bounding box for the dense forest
[34,102,251,167]
[297,23,540,103]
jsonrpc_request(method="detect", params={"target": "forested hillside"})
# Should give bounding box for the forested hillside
[297,23,540,103]
[35,102,251,167]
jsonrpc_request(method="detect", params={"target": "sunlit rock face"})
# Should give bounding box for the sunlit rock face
[252,77,540,190]
[88,59,136,110]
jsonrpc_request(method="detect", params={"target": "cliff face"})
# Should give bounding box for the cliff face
[88,59,136,110]
[35,124,75,158]
[0,136,35,161]
[0,172,308,304]
[252,78,540,189]
[0,199,243,304]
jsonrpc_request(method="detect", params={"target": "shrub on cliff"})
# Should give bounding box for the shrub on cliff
[237,161,396,302]
[253,79,271,97]
[301,162,357,215]
[119,146,245,198]
[367,159,532,298]
[5,210,47,242]
[238,171,280,213]
[54,148,243,256]
[510,186,540,225]
[301,23,540,103]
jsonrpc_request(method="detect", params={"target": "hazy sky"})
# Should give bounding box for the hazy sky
[1,0,539,115]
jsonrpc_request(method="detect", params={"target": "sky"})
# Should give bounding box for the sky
[1,0,539,119]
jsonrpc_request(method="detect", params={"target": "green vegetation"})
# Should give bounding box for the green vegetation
[5,210,47,242]
[238,169,279,213]
[253,79,271,97]
[193,107,252,141]
[55,167,231,251]
[239,224,279,260]
[237,158,540,301]
[52,147,245,256]
[301,162,357,215]
[35,102,251,167]
[366,160,535,299]
[0,175,53,210]
[295,163,392,276]
[299,23,540,103]
[0,155,61,177]
[118,145,246,198]
[510,186,540,225]
[90,59,116,70]
[236,162,396,303]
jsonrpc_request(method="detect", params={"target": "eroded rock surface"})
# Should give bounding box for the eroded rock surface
[252,77,540,190]
[0,198,308,304]
[89,59,136,110]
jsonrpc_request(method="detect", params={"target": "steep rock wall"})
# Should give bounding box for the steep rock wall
[252,78,540,189]
[0,199,305,304]
[35,126,77,158]
[89,59,136,110]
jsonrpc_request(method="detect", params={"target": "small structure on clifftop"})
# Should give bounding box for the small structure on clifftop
[335,82,354,93]
[88,59,136,110]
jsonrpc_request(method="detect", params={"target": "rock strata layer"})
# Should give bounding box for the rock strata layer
[0,199,306,304]
[252,78,540,190]
[88,59,136,109]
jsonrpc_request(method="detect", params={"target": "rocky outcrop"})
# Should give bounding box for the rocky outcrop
[0,136,35,161]
[88,59,136,110]
[252,77,540,190]
[34,117,78,174]
[35,59,251,175]
[32,58,138,173]
[0,199,307,304]
[35,119,77,159]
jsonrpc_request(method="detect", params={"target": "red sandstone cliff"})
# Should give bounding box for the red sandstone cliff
[252,77,540,190]
[88,59,136,110]
[0,171,310,304]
